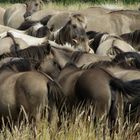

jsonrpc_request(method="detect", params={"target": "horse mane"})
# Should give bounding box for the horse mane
[86,31,99,39]
[36,26,51,38]
[70,51,85,63]
[82,60,114,69]
[18,20,39,30]
[82,53,140,70]
[113,52,140,69]
[40,15,52,26]
[48,40,75,52]
[90,32,107,52]
[120,30,140,48]
[0,58,37,72]
[0,43,51,62]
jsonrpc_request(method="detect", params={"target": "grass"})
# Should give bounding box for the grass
[0,2,140,140]
[0,1,140,10]
[0,110,139,140]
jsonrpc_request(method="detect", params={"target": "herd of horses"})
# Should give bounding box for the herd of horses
[0,0,140,136]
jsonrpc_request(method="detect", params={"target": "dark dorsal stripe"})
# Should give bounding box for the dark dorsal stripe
[90,33,107,53]
[0,43,51,62]
[18,20,39,30]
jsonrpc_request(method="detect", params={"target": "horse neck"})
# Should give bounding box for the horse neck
[51,47,73,68]
[57,66,79,81]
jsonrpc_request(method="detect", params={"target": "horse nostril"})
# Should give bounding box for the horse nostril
[24,12,31,19]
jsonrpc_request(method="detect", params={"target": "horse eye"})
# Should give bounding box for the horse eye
[53,61,57,65]
[73,25,77,29]
[35,3,39,6]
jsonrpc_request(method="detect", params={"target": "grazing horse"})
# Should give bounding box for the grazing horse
[89,32,136,57]
[4,0,44,29]
[120,30,140,50]
[0,57,64,127]
[81,56,140,122]
[49,14,91,52]
[57,63,140,132]
[1,14,91,52]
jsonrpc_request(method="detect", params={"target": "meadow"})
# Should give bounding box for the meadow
[0,1,140,140]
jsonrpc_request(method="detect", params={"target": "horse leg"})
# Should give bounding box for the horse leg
[108,88,118,140]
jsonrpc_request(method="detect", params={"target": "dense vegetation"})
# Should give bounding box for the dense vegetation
[0,0,139,4]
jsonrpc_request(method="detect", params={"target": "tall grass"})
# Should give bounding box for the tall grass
[0,107,139,140]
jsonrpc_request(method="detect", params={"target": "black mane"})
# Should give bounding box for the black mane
[113,52,140,69]
[0,43,51,62]
[90,32,107,52]
[70,51,85,63]
[0,58,37,72]
[86,31,99,40]
[18,20,39,30]
[120,30,140,49]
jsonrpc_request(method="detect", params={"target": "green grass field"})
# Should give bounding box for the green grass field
[0,2,140,140]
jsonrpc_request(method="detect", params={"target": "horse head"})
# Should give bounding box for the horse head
[24,0,44,18]
[56,14,93,53]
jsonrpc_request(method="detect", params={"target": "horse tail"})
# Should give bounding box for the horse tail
[47,80,65,123]
[98,67,140,98]
[47,80,65,110]
[110,78,140,98]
